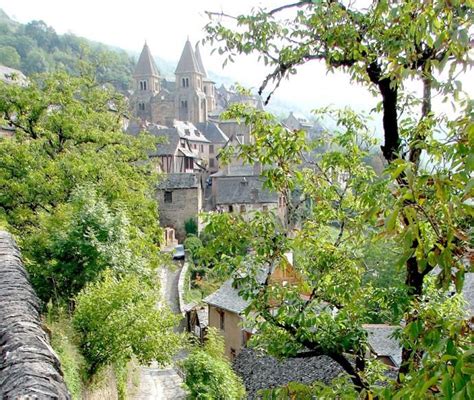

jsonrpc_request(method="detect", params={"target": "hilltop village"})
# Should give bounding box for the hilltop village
[125,40,323,243]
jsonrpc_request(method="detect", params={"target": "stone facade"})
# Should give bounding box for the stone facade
[157,174,202,242]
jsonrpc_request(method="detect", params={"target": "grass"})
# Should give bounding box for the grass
[45,308,85,399]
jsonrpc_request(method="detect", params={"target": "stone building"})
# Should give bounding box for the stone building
[157,173,203,242]
[131,40,216,127]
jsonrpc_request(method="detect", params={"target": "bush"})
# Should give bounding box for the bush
[182,328,245,399]
[184,218,198,236]
[73,270,182,377]
[184,236,203,265]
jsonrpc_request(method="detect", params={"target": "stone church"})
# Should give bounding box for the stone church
[131,40,216,127]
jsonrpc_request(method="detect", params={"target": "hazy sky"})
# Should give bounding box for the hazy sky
[0,0,472,122]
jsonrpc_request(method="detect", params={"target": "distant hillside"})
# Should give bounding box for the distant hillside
[0,9,303,117]
[0,9,135,91]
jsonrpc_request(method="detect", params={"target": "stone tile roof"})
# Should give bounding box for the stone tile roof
[134,42,160,77]
[175,39,202,75]
[195,122,228,144]
[463,273,474,317]
[126,122,181,156]
[215,176,278,205]
[203,279,250,314]
[363,324,401,368]
[157,173,199,190]
[194,43,207,77]
[151,128,181,156]
[233,349,342,400]
[0,231,70,399]
[174,120,210,143]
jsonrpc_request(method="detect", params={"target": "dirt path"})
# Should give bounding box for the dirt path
[132,264,186,400]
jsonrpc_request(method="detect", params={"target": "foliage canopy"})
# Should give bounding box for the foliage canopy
[204,0,473,397]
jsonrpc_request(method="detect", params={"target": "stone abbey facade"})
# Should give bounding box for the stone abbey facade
[131,40,216,127]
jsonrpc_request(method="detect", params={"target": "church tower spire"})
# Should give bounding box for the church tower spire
[175,38,207,124]
[133,42,161,121]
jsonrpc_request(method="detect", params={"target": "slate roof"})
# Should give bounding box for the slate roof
[151,128,181,156]
[134,42,160,77]
[0,231,70,399]
[194,43,207,77]
[215,176,278,205]
[126,122,182,156]
[174,120,210,143]
[175,39,202,75]
[195,121,228,144]
[233,349,343,400]
[157,173,199,190]
[204,279,250,314]
[363,324,401,367]
[463,272,474,317]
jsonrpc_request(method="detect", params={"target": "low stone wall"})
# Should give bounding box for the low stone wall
[177,261,190,315]
[0,231,70,399]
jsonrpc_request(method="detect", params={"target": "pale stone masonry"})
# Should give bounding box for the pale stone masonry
[157,173,202,242]
[0,231,70,399]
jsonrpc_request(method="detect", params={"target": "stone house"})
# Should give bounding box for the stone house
[127,122,200,174]
[157,173,202,242]
[203,255,303,360]
[213,175,278,214]
[195,121,228,173]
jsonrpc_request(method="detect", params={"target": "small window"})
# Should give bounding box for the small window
[164,191,172,203]
[240,205,246,213]
[204,86,207,94]
[209,144,214,153]
[184,129,190,136]
[229,205,233,213]
[138,103,145,111]
[181,100,188,109]
[219,310,225,331]
[193,144,197,149]
[182,77,189,88]
[139,80,147,91]
[200,145,204,152]
[263,205,268,212]
[209,158,215,168]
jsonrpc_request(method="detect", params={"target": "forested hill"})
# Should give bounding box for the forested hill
[0,9,137,91]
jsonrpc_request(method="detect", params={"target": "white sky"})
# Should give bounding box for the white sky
[0,0,472,123]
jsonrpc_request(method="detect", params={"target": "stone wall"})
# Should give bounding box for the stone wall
[157,187,201,242]
[0,231,70,399]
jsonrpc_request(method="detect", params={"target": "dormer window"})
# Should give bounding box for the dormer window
[139,80,147,91]
[184,129,190,136]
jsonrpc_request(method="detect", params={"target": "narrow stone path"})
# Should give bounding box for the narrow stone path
[132,264,186,400]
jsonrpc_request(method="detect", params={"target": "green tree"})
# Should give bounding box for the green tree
[0,70,161,302]
[73,269,181,377]
[26,186,150,302]
[182,327,246,399]
[0,45,20,68]
[204,1,473,397]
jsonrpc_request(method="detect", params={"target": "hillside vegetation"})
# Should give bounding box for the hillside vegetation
[0,9,134,91]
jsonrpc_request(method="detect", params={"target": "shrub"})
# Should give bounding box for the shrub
[182,328,245,399]
[184,218,198,236]
[73,270,182,377]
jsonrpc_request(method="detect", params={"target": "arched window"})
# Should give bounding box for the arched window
[139,80,147,91]
[182,77,189,88]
